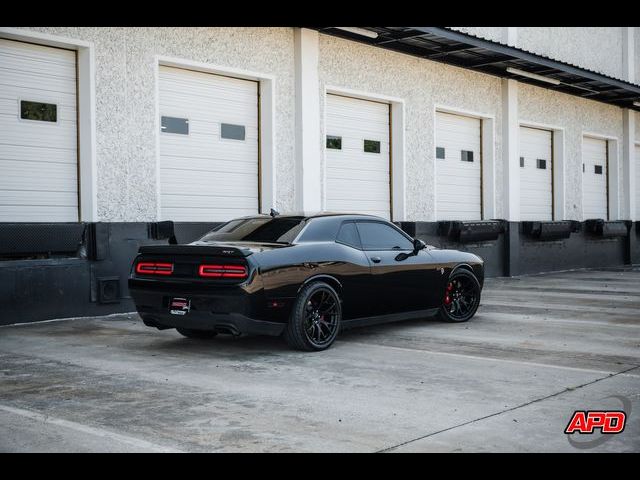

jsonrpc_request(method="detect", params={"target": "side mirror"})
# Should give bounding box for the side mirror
[413,238,427,252]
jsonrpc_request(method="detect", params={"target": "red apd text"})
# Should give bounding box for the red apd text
[564,411,626,434]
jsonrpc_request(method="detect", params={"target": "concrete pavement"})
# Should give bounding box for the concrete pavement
[0,267,638,452]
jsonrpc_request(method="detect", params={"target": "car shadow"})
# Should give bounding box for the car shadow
[137,314,445,356]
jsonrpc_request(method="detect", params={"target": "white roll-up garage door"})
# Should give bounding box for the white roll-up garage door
[435,111,482,220]
[159,66,259,221]
[0,39,78,221]
[582,136,608,220]
[519,126,553,221]
[325,94,391,219]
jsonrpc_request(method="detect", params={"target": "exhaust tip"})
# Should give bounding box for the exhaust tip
[215,325,241,336]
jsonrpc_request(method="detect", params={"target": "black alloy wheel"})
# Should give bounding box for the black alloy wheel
[437,269,481,323]
[284,281,342,351]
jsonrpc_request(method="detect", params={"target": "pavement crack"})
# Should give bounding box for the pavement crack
[375,364,640,453]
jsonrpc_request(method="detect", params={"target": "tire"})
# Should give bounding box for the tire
[437,269,481,323]
[176,327,218,339]
[283,281,342,351]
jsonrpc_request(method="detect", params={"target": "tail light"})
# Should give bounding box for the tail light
[198,264,248,279]
[136,262,174,275]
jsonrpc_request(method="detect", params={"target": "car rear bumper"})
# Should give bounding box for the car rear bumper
[139,311,285,337]
[128,280,286,337]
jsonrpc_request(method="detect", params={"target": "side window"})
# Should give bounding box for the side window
[355,222,414,251]
[336,222,361,249]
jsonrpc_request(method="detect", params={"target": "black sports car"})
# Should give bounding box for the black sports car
[129,212,484,351]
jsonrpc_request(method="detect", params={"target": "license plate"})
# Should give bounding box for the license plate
[169,297,190,315]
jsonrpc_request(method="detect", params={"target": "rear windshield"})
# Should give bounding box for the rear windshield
[198,217,306,244]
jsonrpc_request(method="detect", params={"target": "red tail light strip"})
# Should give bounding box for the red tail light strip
[199,264,247,279]
[136,262,174,275]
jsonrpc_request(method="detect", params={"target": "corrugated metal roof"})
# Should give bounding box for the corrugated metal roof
[313,27,640,112]
[445,27,640,88]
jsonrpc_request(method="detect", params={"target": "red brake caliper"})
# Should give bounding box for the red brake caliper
[444,282,453,305]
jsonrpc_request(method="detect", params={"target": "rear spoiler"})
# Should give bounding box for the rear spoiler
[138,244,253,257]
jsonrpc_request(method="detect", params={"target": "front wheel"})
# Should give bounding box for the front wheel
[437,269,481,323]
[176,327,218,339]
[283,282,342,351]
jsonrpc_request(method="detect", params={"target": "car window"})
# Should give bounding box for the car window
[336,222,362,249]
[355,221,413,251]
[198,217,306,244]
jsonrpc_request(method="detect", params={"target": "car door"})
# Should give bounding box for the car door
[333,220,376,319]
[354,220,433,315]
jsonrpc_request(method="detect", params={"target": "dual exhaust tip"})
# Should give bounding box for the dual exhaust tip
[142,317,241,336]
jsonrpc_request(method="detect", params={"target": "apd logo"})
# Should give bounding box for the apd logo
[564,395,630,449]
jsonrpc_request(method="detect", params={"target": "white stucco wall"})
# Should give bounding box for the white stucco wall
[517,27,624,80]
[317,33,503,222]
[636,27,640,84]
[447,27,504,43]
[518,83,624,221]
[14,27,297,222]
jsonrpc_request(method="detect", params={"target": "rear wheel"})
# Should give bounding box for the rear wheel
[437,269,481,323]
[284,282,342,351]
[176,327,218,339]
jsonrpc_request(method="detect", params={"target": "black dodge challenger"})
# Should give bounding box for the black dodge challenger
[129,212,484,351]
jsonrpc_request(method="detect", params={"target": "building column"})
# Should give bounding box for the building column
[294,28,322,212]
[501,78,521,276]
[502,78,520,222]
[503,27,517,47]
[622,28,636,222]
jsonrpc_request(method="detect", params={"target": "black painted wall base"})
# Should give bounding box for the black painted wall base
[0,222,220,326]
[0,220,637,325]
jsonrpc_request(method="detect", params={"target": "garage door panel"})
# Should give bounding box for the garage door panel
[159,148,258,167]
[326,199,389,215]
[336,138,390,153]
[159,84,257,107]
[160,133,259,155]
[0,39,78,222]
[325,94,391,219]
[327,180,389,199]
[582,137,608,219]
[0,143,76,164]
[326,96,388,116]
[437,189,482,201]
[0,100,77,123]
[519,126,553,221]
[327,151,389,167]
[0,189,77,207]
[160,207,260,222]
[326,124,390,139]
[436,166,480,179]
[435,111,482,221]
[326,167,390,182]
[0,205,79,222]
[159,66,258,221]
[0,70,76,97]
[186,120,258,136]
[160,170,258,194]
[0,159,78,192]
[0,120,77,150]
[161,194,258,210]
[160,155,257,175]
[0,40,75,65]
[160,100,259,129]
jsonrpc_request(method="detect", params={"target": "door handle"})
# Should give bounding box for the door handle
[370,256,381,263]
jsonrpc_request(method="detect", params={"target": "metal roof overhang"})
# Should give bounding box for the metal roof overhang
[313,27,640,112]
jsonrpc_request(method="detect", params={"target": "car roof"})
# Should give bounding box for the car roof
[233,212,388,222]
